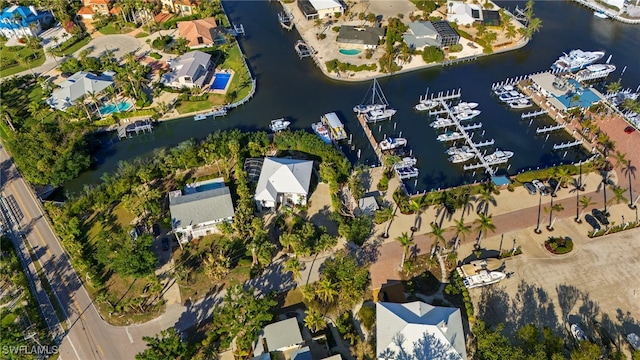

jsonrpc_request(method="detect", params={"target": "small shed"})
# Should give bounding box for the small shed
[357,196,379,216]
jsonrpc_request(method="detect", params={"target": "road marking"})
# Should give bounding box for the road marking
[66,335,81,360]
[125,327,134,344]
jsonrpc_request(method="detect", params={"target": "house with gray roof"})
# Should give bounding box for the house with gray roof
[46,71,115,111]
[169,178,235,242]
[403,21,460,50]
[252,317,304,357]
[376,301,467,360]
[254,157,313,211]
[161,50,213,89]
[337,25,385,49]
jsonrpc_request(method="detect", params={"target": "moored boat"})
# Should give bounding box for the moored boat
[430,117,456,128]
[321,112,348,141]
[574,63,616,82]
[437,131,465,142]
[499,91,525,103]
[446,145,473,156]
[269,118,291,132]
[379,137,407,151]
[414,101,438,111]
[571,324,588,342]
[483,149,514,164]
[353,103,386,114]
[311,122,331,144]
[395,156,417,168]
[456,109,481,121]
[509,98,533,109]
[593,11,608,19]
[449,151,475,163]
[365,108,397,122]
[452,102,479,113]
[551,49,605,72]
[493,84,515,96]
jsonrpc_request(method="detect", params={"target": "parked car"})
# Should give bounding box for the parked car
[524,182,537,195]
[161,237,170,251]
[152,223,161,236]
[624,126,636,134]
[584,214,601,231]
[532,179,549,195]
[548,178,560,196]
[591,209,610,226]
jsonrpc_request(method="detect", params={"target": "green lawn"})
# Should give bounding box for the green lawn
[0,45,46,77]
[135,32,149,38]
[98,23,137,35]
[61,36,91,56]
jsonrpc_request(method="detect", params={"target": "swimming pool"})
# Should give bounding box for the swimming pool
[339,49,361,56]
[196,182,224,192]
[99,101,131,115]
[211,73,231,90]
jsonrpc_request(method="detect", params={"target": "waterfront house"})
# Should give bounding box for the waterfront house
[252,318,304,358]
[337,25,385,50]
[403,21,460,50]
[297,0,343,20]
[177,17,225,48]
[254,157,313,211]
[447,1,501,26]
[161,50,213,89]
[46,71,115,111]
[0,5,53,39]
[377,301,467,359]
[169,178,235,243]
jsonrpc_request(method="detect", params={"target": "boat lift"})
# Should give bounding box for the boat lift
[278,12,294,31]
[294,40,316,59]
[536,124,566,134]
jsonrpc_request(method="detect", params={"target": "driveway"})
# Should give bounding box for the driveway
[77,34,143,60]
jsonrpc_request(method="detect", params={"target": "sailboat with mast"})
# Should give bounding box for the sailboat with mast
[353,78,397,123]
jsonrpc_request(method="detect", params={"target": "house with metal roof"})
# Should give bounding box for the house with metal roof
[0,5,53,39]
[404,21,461,50]
[254,157,313,211]
[161,50,213,89]
[376,301,467,360]
[46,71,115,111]
[337,25,385,49]
[169,179,235,242]
[297,0,343,20]
[252,318,304,357]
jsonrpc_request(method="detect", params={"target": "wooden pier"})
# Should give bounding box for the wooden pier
[553,140,583,150]
[521,109,548,119]
[536,123,566,134]
[355,112,384,165]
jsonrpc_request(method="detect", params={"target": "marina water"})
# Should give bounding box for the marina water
[63,0,640,195]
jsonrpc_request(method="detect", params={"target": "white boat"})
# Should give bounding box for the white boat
[460,270,506,289]
[456,109,481,121]
[311,122,331,144]
[483,149,514,164]
[365,108,397,122]
[509,98,533,109]
[395,156,417,168]
[321,112,347,141]
[452,102,479,113]
[430,117,456,128]
[354,78,390,114]
[269,118,291,132]
[353,103,386,114]
[194,107,227,121]
[194,114,208,121]
[593,11,608,19]
[449,151,476,163]
[498,91,525,102]
[627,333,640,351]
[446,145,473,156]
[493,84,515,96]
[551,49,605,72]
[395,166,419,180]
[437,131,465,142]
[414,101,438,111]
[379,137,407,151]
[575,63,616,82]
[571,324,588,342]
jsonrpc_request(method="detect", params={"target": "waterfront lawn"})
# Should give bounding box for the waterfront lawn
[0,45,45,77]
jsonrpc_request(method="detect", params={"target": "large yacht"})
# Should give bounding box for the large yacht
[483,149,514,164]
[551,49,605,72]
[365,108,397,123]
[574,63,616,82]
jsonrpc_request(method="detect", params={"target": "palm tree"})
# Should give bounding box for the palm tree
[381,204,395,238]
[456,187,475,222]
[475,187,496,216]
[427,223,445,253]
[283,256,304,283]
[15,56,36,77]
[453,218,471,249]
[315,279,337,304]
[396,232,414,269]
[544,198,564,230]
[608,186,628,207]
[87,91,103,118]
[552,166,573,189]
[606,79,622,94]
[622,160,637,209]
[304,308,327,333]
[577,196,595,223]
[474,213,496,247]
[505,23,517,41]
[383,154,402,173]
[611,151,628,171]
[409,198,423,232]
[599,172,613,215]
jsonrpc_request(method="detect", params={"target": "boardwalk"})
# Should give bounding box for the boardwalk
[356,113,384,165]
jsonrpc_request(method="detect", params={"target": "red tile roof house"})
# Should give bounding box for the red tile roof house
[162,0,200,16]
[77,0,114,20]
[177,17,225,48]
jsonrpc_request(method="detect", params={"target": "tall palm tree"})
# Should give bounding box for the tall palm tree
[599,172,613,215]
[87,91,103,118]
[622,160,637,208]
[456,187,475,222]
[475,187,496,216]
[427,223,445,253]
[409,198,423,232]
[608,186,628,207]
[283,256,303,283]
[474,213,496,247]
[611,151,628,170]
[552,166,572,189]
[382,204,395,238]
[606,79,622,94]
[545,199,564,230]
[453,218,471,249]
[396,232,414,269]
[304,308,327,333]
[578,196,595,223]
[315,279,337,304]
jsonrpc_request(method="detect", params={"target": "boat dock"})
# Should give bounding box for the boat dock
[553,139,583,150]
[521,109,548,119]
[117,118,153,139]
[424,88,462,103]
[294,40,315,59]
[355,108,384,164]
[462,122,482,131]
[536,123,566,134]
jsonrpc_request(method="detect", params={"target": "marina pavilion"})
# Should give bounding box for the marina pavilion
[529,72,606,111]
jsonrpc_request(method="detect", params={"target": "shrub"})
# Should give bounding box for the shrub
[422,46,445,63]
[448,43,463,52]
[358,305,376,331]
[377,175,389,191]
[332,26,340,32]
[149,52,162,60]
[544,237,574,254]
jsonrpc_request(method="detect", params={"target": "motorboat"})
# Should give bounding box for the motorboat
[353,103,386,114]
[493,84,515,96]
[321,112,347,141]
[551,49,605,72]
[395,156,417,168]
[449,151,475,163]
[365,108,397,122]
[430,117,456,128]
[194,107,227,121]
[311,122,331,144]
[574,63,616,82]
[194,114,207,121]
[269,118,291,132]
[483,149,514,164]
[498,91,525,103]
[446,145,473,156]
[437,131,465,142]
[459,270,506,289]
[395,166,419,180]
[627,333,640,351]
[379,137,407,151]
[452,102,479,113]
[414,101,438,111]
[508,98,533,109]
[458,258,505,277]
[455,109,481,121]
[571,324,588,342]
[594,11,608,19]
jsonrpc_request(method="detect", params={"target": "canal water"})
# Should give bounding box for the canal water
[64,0,640,195]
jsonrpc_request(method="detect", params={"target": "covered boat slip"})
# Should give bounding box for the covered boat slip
[322,112,347,140]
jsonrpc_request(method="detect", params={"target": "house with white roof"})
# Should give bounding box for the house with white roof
[252,318,304,357]
[46,71,115,111]
[447,1,482,25]
[0,5,53,39]
[254,157,313,211]
[376,301,467,360]
[161,50,213,89]
[169,178,235,242]
[403,21,460,50]
[297,0,343,20]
